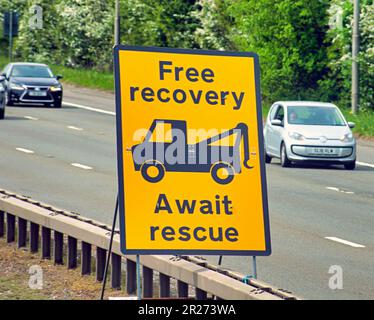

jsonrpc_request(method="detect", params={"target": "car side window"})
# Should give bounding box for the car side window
[274,106,285,124]
[269,105,278,120]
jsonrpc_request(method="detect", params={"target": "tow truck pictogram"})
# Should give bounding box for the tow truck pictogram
[130,119,253,185]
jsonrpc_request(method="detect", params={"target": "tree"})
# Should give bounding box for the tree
[121,0,199,48]
[321,0,373,110]
[192,0,237,50]
[57,0,114,69]
[14,0,64,64]
[228,0,331,103]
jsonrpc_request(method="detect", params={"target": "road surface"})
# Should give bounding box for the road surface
[0,83,373,300]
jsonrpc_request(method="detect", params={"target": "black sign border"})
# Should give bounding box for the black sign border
[114,45,271,256]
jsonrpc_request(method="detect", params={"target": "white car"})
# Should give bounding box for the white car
[263,101,356,170]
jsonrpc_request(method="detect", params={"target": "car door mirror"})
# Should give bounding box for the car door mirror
[271,119,283,126]
[56,74,63,80]
[347,122,355,129]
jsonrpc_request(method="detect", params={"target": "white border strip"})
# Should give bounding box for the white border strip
[71,163,93,170]
[357,161,374,169]
[16,148,34,154]
[325,236,365,248]
[63,101,115,116]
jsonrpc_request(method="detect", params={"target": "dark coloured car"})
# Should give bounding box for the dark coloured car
[0,76,5,119]
[0,62,63,108]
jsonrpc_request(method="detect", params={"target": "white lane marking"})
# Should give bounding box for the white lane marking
[325,237,365,248]
[326,187,339,192]
[71,163,93,170]
[357,161,374,169]
[67,125,83,131]
[326,186,354,194]
[16,147,34,154]
[63,101,115,116]
[24,116,39,120]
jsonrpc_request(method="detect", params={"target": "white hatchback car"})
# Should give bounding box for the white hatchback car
[263,101,356,170]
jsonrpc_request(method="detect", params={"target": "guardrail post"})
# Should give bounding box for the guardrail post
[42,227,51,259]
[6,213,15,243]
[159,273,170,298]
[54,231,64,264]
[67,236,77,269]
[96,247,106,282]
[126,259,137,294]
[18,217,27,248]
[0,210,4,237]
[177,280,189,298]
[111,253,121,289]
[196,288,208,300]
[81,242,91,275]
[30,222,39,252]
[143,266,153,298]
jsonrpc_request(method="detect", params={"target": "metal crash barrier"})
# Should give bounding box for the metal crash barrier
[0,188,300,300]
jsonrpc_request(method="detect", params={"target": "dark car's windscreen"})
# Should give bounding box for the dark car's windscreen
[287,106,346,126]
[11,65,53,78]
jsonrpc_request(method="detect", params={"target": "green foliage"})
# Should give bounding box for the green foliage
[192,0,236,50]
[12,0,114,70]
[56,0,114,70]
[321,0,374,110]
[15,0,63,64]
[122,0,199,48]
[227,0,331,103]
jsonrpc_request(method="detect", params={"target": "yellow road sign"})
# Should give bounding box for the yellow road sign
[114,46,271,255]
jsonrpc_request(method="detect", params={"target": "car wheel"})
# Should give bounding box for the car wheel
[54,101,62,108]
[211,162,235,185]
[344,161,356,170]
[280,143,291,168]
[5,92,13,106]
[265,150,272,164]
[141,160,165,183]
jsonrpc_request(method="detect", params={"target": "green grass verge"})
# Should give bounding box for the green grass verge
[50,64,114,91]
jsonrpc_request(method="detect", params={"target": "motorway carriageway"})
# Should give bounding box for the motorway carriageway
[0,84,373,300]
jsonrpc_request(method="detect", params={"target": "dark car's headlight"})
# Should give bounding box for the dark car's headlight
[50,86,62,92]
[10,83,24,90]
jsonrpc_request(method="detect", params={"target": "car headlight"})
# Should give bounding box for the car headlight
[288,131,305,141]
[340,133,354,143]
[50,86,62,92]
[10,83,24,90]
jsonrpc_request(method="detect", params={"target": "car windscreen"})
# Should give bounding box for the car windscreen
[11,65,53,78]
[287,106,346,126]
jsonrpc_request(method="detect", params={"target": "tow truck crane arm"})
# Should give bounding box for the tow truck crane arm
[204,122,253,169]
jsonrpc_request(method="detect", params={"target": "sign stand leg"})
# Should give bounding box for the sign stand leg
[99,195,119,300]
[218,255,223,266]
[136,255,141,300]
[252,256,257,279]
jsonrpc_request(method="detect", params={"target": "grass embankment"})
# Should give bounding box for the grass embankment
[0,238,126,300]
[1,54,372,137]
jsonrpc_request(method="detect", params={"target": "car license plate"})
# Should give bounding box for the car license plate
[29,91,47,97]
[310,147,338,155]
